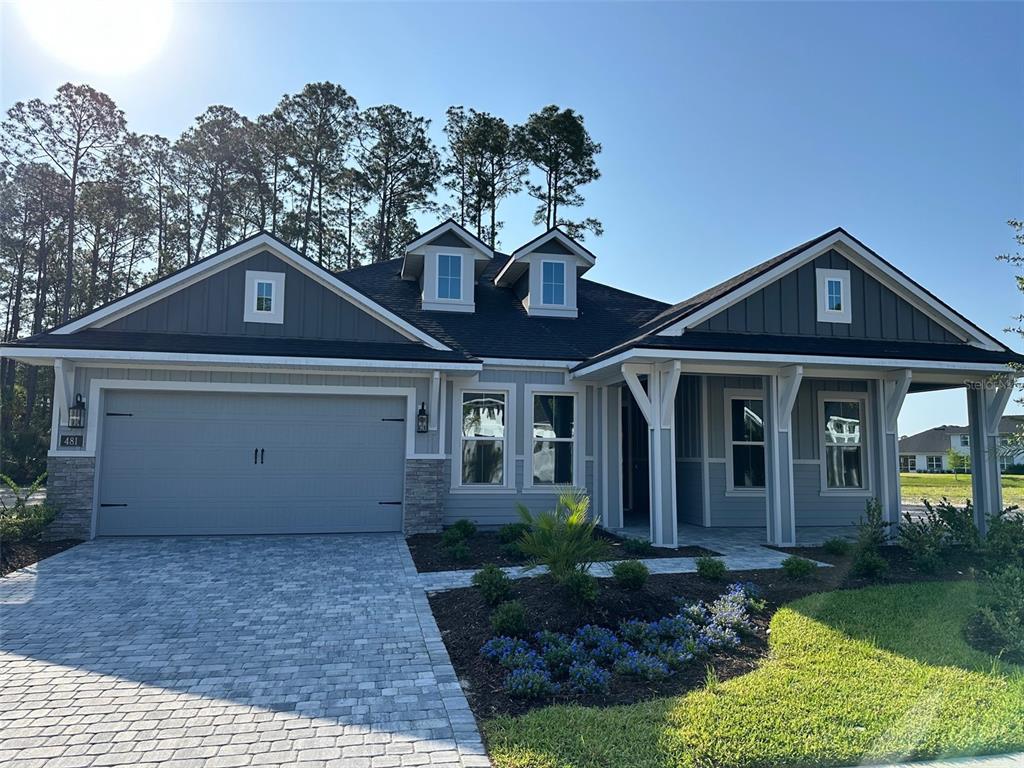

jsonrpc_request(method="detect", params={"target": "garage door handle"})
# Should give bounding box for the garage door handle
[260,448,265,464]
[379,501,403,506]
[254,448,258,465]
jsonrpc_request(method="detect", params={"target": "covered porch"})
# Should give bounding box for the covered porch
[574,351,1016,548]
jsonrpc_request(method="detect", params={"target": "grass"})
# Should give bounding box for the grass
[900,472,1024,508]
[483,581,1024,768]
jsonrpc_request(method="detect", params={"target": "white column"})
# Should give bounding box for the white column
[764,365,802,546]
[880,370,912,531]
[967,382,1013,536]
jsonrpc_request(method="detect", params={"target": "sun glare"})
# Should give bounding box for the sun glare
[17,0,174,75]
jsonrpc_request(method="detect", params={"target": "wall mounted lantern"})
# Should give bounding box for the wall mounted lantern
[416,402,429,433]
[67,394,86,429]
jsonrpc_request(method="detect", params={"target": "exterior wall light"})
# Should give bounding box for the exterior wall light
[68,394,86,429]
[416,402,429,433]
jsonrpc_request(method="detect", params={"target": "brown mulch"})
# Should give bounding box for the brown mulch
[430,545,979,719]
[1,539,82,577]
[407,529,717,573]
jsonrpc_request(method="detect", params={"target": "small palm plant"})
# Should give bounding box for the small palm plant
[0,472,55,544]
[516,488,607,583]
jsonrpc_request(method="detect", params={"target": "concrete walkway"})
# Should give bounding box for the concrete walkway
[880,754,1024,768]
[420,526,831,592]
[0,535,489,768]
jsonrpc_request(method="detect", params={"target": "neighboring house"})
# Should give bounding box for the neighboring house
[899,415,1024,472]
[2,222,1021,547]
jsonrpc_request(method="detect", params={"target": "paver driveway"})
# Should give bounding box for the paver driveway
[0,535,489,768]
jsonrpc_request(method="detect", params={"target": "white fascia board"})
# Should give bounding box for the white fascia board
[52,233,451,351]
[0,345,481,373]
[657,232,1003,351]
[570,346,1018,380]
[403,221,493,258]
[479,357,576,369]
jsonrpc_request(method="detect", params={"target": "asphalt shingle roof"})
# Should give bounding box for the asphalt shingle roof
[339,254,669,361]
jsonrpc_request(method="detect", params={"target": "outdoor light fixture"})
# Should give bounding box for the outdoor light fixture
[416,402,429,433]
[67,394,86,429]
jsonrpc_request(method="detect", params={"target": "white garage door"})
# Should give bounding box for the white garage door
[97,390,406,535]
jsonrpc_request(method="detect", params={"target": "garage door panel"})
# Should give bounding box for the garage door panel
[97,391,406,535]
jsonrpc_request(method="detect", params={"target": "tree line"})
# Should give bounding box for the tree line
[0,81,603,481]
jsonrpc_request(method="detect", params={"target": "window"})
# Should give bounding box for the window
[926,455,943,473]
[461,392,505,485]
[961,434,970,448]
[816,268,851,323]
[541,261,566,305]
[899,455,914,473]
[437,253,462,300]
[826,279,842,312]
[823,399,865,489]
[243,271,285,324]
[532,394,575,485]
[255,280,273,313]
[728,396,765,490]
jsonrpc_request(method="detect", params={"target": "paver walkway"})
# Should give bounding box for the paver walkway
[0,535,489,768]
[420,526,831,592]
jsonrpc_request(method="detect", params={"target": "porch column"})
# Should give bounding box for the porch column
[880,370,912,531]
[622,361,680,548]
[967,381,1013,536]
[764,366,802,546]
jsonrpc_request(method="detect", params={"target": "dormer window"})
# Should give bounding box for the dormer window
[437,253,463,301]
[243,271,285,324]
[541,261,566,306]
[816,268,851,324]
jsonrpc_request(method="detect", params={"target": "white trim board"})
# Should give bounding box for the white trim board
[523,382,585,491]
[655,231,1004,350]
[50,233,450,350]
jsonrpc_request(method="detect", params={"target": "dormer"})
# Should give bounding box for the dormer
[494,228,596,318]
[402,221,493,312]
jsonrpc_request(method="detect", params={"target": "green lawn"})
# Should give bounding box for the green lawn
[483,581,1024,768]
[900,472,1024,507]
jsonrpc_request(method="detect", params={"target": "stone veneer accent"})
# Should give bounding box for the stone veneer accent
[45,455,96,540]
[404,458,448,534]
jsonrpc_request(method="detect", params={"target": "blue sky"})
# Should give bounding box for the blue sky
[2,1,1021,435]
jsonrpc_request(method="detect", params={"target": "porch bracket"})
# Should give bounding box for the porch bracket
[883,369,912,433]
[53,358,76,422]
[985,382,1014,435]
[775,364,803,431]
[428,370,441,431]
[659,361,682,426]
[621,364,652,425]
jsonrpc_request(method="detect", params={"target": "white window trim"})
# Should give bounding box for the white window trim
[243,270,285,324]
[818,391,872,496]
[451,382,514,492]
[436,253,463,302]
[524,384,581,491]
[926,455,944,472]
[724,388,767,497]
[539,260,566,307]
[815,268,851,324]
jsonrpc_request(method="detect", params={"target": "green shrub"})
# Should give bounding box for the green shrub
[781,555,817,580]
[696,556,726,580]
[621,537,654,557]
[898,511,947,572]
[450,519,477,540]
[443,540,471,563]
[563,571,599,604]
[500,541,526,562]
[926,498,980,550]
[975,565,1024,660]
[857,498,890,552]
[498,522,531,545]
[985,507,1024,565]
[851,547,889,578]
[517,489,607,583]
[0,472,53,542]
[490,600,530,637]
[612,560,649,589]
[440,527,466,547]
[472,564,511,606]
[822,538,852,556]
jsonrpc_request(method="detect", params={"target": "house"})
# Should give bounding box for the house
[899,415,1024,473]
[2,222,1021,547]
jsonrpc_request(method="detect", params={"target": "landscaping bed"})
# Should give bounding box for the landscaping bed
[1,539,81,577]
[408,528,716,573]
